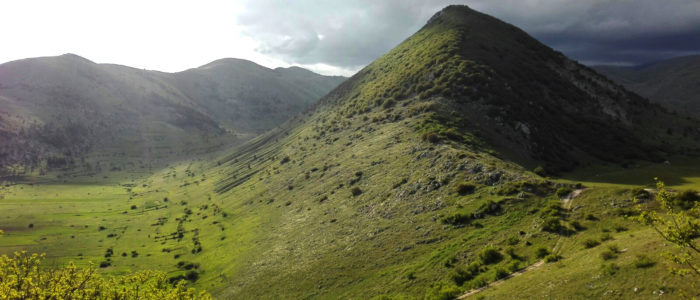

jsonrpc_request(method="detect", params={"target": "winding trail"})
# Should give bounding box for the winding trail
[457,188,585,299]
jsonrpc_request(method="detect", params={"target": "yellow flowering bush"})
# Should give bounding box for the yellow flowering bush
[0,251,211,299]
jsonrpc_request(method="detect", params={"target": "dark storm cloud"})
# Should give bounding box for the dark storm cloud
[236,0,700,72]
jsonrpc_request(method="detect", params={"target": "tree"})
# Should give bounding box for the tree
[635,179,699,278]
[0,251,211,299]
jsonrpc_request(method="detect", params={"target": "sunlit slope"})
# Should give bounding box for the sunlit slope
[0,54,344,175]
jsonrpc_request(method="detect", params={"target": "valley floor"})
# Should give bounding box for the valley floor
[1,157,699,299]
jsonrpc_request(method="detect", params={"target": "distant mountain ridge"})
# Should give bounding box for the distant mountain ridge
[594,55,700,117]
[0,54,345,175]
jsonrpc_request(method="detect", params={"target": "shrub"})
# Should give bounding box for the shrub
[425,284,460,300]
[633,254,656,268]
[184,271,200,282]
[674,189,699,209]
[451,267,472,285]
[456,183,476,195]
[440,213,471,226]
[544,254,562,263]
[351,187,363,196]
[613,224,628,232]
[421,132,440,143]
[555,187,573,198]
[507,260,521,272]
[506,236,520,245]
[494,267,509,280]
[405,271,416,280]
[570,221,585,231]
[535,247,550,258]
[583,239,600,249]
[533,166,546,176]
[479,246,503,264]
[600,250,617,260]
[541,217,564,233]
[601,263,619,275]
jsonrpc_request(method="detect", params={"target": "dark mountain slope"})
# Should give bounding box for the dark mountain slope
[318,5,700,172]
[0,54,344,175]
[595,55,700,117]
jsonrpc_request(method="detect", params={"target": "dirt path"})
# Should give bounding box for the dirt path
[457,188,585,299]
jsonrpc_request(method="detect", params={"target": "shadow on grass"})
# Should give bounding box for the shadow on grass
[558,157,700,188]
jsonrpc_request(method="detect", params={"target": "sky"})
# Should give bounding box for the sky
[1,0,699,76]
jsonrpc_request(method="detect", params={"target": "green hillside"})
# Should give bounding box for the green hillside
[0,55,344,177]
[0,4,698,300]
[595,55,700,117]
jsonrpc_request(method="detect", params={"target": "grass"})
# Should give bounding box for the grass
[1,6,699,300]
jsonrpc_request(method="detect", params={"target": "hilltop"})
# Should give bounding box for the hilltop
[0,54,344,176]
[595,55,700,117]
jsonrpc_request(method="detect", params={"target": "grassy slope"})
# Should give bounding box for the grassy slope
[1,5,699,300]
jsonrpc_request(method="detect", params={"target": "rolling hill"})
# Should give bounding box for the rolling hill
[0,54,344,176]
[595,55,700,117]
[0,4,698,300]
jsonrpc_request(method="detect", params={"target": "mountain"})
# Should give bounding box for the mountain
[0,54,344,175]
[197,4,699,297]
[1,5,699,300]
[594,55,700,117]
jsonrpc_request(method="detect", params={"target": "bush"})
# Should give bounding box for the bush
[456,183,476,195]
[541,217,564,233]
[544,254,561,263]
[600,250,617,260]
[535,247,550,258]
[633,254,656,268]
[533,166,547,176]
[494,267,509,280]
[506,236,520,245]
[479,246,503,264]
[613,224,628,232]
[507,260,521,272]
[571,221,586,231]
[421,132,440,143]
[440,213,471,226]
[425,284,460,300]
[674,189,699,209]
[451,267,473,285]
[583,239,600,249]
[555,187,573,198]
[601,263,619,275]
[350,187,363,196]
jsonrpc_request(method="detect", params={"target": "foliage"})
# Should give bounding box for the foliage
[582,239,600,249]
[554,187,573,198]
[635,179,699,276]
[478,246,503,265]
[0,251,211,299]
